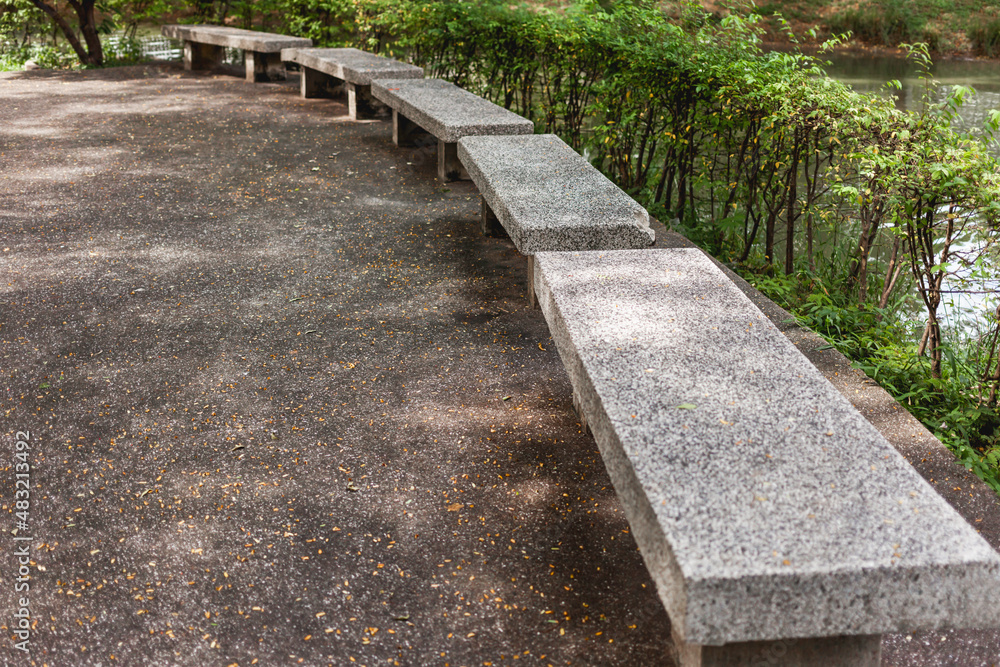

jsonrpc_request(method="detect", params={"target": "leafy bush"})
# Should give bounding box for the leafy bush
[0,43,79,71]
[827,0,926,47]
[104,36,147,66]
[969,18,1000,57]
[0,36,146,71]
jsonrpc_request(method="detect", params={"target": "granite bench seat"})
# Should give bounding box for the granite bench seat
[533,247,1000,667]
[458,134,655,258]
[161,25,311,82]
[280,47,423,121]
[370,79,533,182]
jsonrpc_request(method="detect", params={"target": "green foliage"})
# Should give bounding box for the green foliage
[116,0,179,37]
[969,17,1000,57]
[103,35,146,66]
[0,0,50,67]
[0,42,77,70]
[757,0,998,55]
[0,0,184,67]
[0,0,45,39]
[827,0,928,48]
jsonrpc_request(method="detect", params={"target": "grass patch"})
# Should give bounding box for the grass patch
[746,0,1000,55]
[969,16,1000,55]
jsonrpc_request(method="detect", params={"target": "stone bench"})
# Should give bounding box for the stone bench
[458,134,655,258]
[533,247,1000,666]
[280,47,423,121]
[161,25,311,82]
[370,79,533,182]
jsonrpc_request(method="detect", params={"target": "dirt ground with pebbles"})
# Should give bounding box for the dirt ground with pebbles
[1,61,999,667]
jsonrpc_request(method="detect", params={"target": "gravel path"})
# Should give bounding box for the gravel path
[0,63,672,666]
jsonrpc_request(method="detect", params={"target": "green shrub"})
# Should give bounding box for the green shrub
[0,43,78,71]
[827,0,925,46]
[104,36,147,67]
[969,18,1000,57]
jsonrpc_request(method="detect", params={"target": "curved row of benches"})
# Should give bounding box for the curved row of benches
[161,24,1000,666]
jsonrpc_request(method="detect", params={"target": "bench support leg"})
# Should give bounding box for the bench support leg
[393,110,424,147]
[184,41,223,71]
[246,51,285,83]
[346,83,386,120]
[481,197,508,238]
[301,67,342,99]
[437,141,469,182]
[670,628,881,667]
[527,255,539,310]
[572,390,589,434]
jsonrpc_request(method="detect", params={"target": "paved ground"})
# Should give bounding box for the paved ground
[1,62,998,667]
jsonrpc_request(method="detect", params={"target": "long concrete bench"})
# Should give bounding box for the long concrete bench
[458,134,655,257]
[161,25,311,82]
[533,247,1000,666]
[280,47,423,121]
[370,79,533,182]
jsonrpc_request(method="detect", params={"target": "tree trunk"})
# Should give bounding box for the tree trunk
[917,322,931,357]
[784,132,800,275]
[983,310,1000,407]
[878,236,904,311]
[30,0,90,64]
[856,228,872,304]
[928,312,943,379]
[72,0,103,66]
[803,130,824,273]
[850,198,883,306]
[764,209,776,266]
[30,0,102,66]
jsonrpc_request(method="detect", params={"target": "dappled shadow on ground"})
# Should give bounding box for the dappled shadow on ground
[0,64,673,666]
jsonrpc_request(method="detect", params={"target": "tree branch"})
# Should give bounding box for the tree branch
[27,0,90,64]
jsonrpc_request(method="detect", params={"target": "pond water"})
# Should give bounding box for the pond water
[821,52,1000,98]
[818,51,1000,338]
[821,52,1000,150]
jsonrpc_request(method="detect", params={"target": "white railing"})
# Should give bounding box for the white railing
[104,34,183,61]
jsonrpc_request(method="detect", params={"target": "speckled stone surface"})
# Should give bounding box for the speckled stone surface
[533,248,1000,647]
[459,134,655,254]
[370,79,533,143]
[162,24,310,52]
[280,47,422,85]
